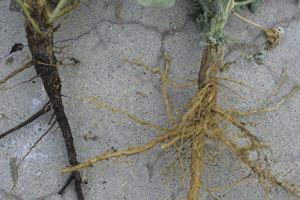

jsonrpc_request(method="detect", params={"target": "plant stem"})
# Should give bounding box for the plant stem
[46,0,68,24]
[54,6,76,31]
[58,4,76,18]
[207,0,234,39]
[197,0,211,13]
[228,36,247,58]
[231,10,267,31]
[14,0,42,34]
[233,0,257,6]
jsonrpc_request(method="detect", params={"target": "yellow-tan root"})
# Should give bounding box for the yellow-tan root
[60,129,179,175]
[188,132,205,200]
[60,52,300,199]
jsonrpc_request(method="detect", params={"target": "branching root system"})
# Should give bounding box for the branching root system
[60,49,300,199]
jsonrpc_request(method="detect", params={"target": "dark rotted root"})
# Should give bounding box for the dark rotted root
[58,174,88,195]
[26,48,85,199]
[0,102,51,139]
[16,0,86,198]
[0,60,34,90]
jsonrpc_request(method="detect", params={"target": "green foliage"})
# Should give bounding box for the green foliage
[137,0,176,11]
[138,0,266,65]
[194,0,235,45]
[250,0,260,13]
[14,0,90,33]
[47,0,90,24]
[67,0,89,5]
[75,0,90,5]
[193,0,266,65]
[47,0,68,24]
[14,0,42,34]
[67,0,90,5]
[229,36,267,66]
[234,0,258,11]
[247,49,267,65]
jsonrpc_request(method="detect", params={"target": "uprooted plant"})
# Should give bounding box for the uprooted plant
[0,0,90,199]
[60,0,300,199]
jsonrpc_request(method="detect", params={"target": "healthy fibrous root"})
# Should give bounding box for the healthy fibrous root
[60,52,300,199]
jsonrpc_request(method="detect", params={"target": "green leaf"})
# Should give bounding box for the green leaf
[245,50,267,66]
[250,0,260,13]
[76,0,90,5]
[250,49,267,60]
[137,0,176,11]
[199,41,212,47]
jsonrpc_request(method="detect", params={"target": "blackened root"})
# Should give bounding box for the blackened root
[0,101,51,139]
